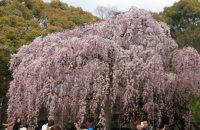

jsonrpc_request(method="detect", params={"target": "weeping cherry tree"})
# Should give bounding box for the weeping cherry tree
[7,7,200,130]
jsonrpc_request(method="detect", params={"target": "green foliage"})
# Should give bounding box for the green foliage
[0,0,97,127]
[153,0,200,52]
[0,60,11,127]
[0,0,97,60]
[188,93,200,129]
[47,25,63,33]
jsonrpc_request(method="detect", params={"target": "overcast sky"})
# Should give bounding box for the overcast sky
[44,0,179,15]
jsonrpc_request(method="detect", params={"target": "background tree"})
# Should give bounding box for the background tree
[153,0,200,52]
[95,6,119,19]
[8,8,200,130]
[188,93,200,129]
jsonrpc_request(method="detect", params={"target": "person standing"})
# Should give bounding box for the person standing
[13,117,21,130]
[3,117,21,130]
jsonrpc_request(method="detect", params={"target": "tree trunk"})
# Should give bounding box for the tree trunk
[104,49,114,130]
[104,98,112,130]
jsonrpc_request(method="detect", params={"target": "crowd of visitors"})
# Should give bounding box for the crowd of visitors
[2,116,95,130]
[2,116,167,130]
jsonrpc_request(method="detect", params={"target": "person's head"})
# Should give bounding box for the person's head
[48,119,55,127]
[14,117,21,124]
[22,123,28,128]
[50,124,61,130]
[16,117,21,123]
[136,124,142,130]
[75,118,81,125]
[141,121,148,129]
[43,117,48,124]
[87,116,94,123]
[64,123,75,130]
